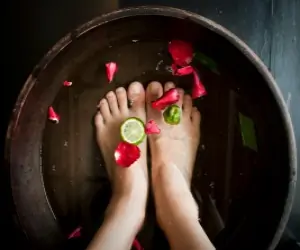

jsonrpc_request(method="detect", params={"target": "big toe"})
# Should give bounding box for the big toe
[128,81,145,113]
[146,81,163,119]
[146,81,163,103]
[164,81,184,108]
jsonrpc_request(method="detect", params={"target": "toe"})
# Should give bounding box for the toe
[164,82,183,108]
[191,107,201,125]
[164,81,176,91]
[94,112,104,127]
[176,88,184,108]
[146,81,163,120]
[106,91,119,115]
[128,81,145,112]
[183,94,193,116]
[146,81,163,104]
[116,87,128,113]
[98,99,111,120]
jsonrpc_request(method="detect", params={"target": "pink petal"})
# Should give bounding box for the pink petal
[174,65,194,76]
[68,226,82,239]
[145,120,161,134]
[105,62,118,83]
[114,142,140,168]
[192,71,207,99]
[168,40,194,66]
[48,106,60,123]
[151,88,180,110]
[132,238,143,250]
[63,81,72,87]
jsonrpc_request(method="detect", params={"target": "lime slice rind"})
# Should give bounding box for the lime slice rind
[163,104,181,125]
[120,117,146,145]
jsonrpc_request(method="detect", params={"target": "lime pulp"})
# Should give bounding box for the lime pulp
[163,104,181,125]
[120,117,146,145]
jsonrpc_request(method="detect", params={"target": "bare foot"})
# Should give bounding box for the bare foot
[146,81,201,186]
[94,82,148,199]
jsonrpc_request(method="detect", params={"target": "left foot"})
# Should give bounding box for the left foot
[94,82,148,201]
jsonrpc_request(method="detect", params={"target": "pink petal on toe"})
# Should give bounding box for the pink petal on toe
[114,142,140,168]
[192,70,207,99]
[105,62,118,83]
[168,40,193,67]
[63,80,72,86]
[68,226,82,239]
[151,88,180,110]
[48,106,60,123]
[145,119,161,134]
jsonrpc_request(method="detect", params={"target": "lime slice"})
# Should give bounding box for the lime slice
[163,104,181,125]
[120,117,146,145]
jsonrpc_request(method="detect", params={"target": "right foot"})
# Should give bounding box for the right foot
[94,82,148,199]
[146,81,201,186]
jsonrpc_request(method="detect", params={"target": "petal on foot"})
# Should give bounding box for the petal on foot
[145,119,161,134]
[114,142,141,168]
[151,87,180,110]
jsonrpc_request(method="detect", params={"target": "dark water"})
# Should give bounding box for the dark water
[41,38,255,248]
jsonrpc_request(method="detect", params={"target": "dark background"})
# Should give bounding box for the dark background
[2,0,299,248]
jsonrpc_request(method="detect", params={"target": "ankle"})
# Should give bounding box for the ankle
[152,162,191,191]
[152,164,199,221]
[112,165,148,198]
[106,192,146,228]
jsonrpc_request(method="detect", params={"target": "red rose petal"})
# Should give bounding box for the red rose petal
[132,238,143,250]
[63,81,72,86]
[114,142,140,168]
[68,226,82,239]
[192,71,207,99]
[174,65,194,76]
[171,63,178,75]
[48,106,60,123]
[168,40,193,67]
[152,88,180,110]
[105,62,118,83]
[145,119,161,134]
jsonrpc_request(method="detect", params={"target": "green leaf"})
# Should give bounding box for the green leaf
[194,52,220,75]
[239,113,257,151]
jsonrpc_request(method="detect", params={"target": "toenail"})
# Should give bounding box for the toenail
[150,83,159,91]
[130,83,142,94]
[116,87,124,93]
[99,99,106,105]
[106,92,114,98]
